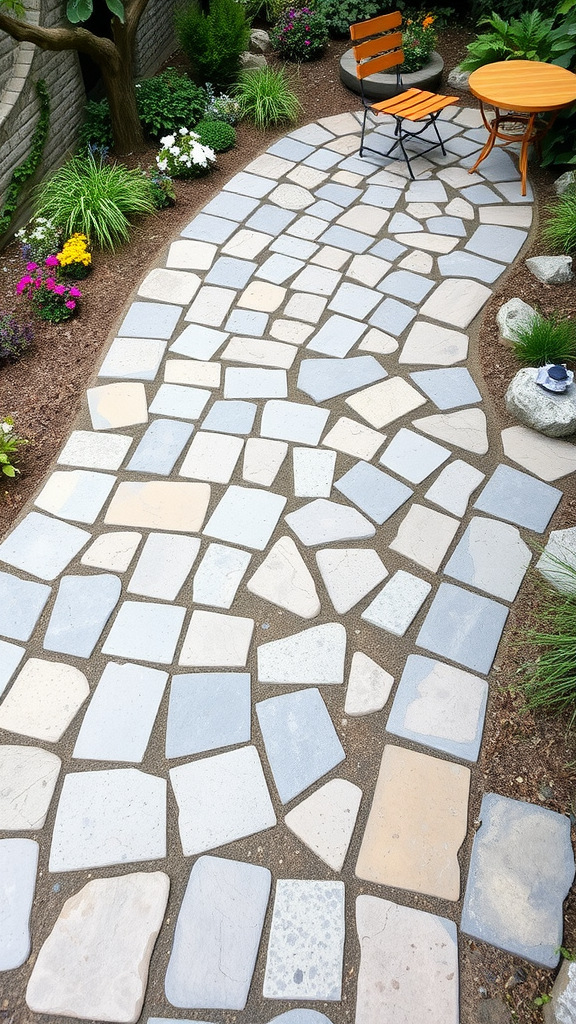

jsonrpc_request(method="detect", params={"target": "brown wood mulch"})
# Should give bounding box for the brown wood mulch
[0,27,575,1024]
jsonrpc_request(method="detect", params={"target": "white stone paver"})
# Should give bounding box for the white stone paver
[0,658,88,742]
[247,536,320,618]
[345,651,394,716]
[285,779,362,871]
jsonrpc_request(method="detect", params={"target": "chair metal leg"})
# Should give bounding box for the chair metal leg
[359,105,369,157]
[431,113,446,155]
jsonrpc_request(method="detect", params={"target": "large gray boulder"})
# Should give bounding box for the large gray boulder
[537,527,576,595]
[505,367,576,437]
[554,170,576,196]
[249,29,271,54]
[544,959,576,1024]
[526,255,573,285]
[496,297,536,344]
[240,51,267,70]
[447,67,470,91]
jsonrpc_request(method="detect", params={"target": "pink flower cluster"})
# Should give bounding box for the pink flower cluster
[16,255,82,312]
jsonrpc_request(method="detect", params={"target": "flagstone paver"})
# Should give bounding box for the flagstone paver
[1,113,570,1024]
[0,838,38,970]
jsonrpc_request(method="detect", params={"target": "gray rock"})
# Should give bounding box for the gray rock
[505,367,576,438]
[240,51,267,70]
[544,959,576,1024]
[537,527,576,594]
[447,67,470,90]
[525,255,573,285]
[250,28,271,54]
[554,170,576,196]
[496,297,536,343]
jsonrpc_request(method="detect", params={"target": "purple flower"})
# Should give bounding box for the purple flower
[26,262,38,272]
[53,284,66,296]
[45,254,59,268]
[69,287,82,298]
[65,300,76,310]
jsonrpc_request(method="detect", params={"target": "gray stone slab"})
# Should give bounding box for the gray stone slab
[298,355,386,402]
[118,301,182,339]
[201,192,260,221]
[437,250,506,283]
[319,225,373,253]
[203,485,287,550]
[369,297,417,336]
[305,200,344,221]
[256,688,345,803]
[466,224,527,263]
[246,204,296,235]
[0,640,25,698]
[386,654,488,761]
[409,368,482,410]
[270,235,319,259]
[181,213,237,243]
[35,469,116,525]
[369,238,407,261]
[304,148,342,169]
[0,572,51,642]
[461,793,575,967]
[0,838,38,970]
[72,662,168,762]
[261,400,329,445]
[268,1014,335,1024]
[360,185,402,208]
[444,135,481,156]
[148,384,211,423]
[328,282,381,319]
[165,855,271,1010]
[335,460,412,524]
[0,512,90,581]
[192,543,251,608]
[444,516,531,601]
[127,419,193,475]
[474,464,562,533]
[406,180,448,202]
[128,533,200,600]
[460,184,502,205]
[166,672,251,758]
[316,182,361,206]
[306,314,366,358]
[361,570,431,636]
[268,138,314,161]
[256,254,305,284]
[378,270,434,304]
[169,324,228,360]
[461,147,520,181]
[257,622,346,685]
[43,574,121,658]
[58,430,132,470]
[224,171,276,198]
[205,256,257,288]
[290,123,335,145]
[224,309,269,336]
[427,216,467,237]
[416,581,508,674]
[379,428,450,483]
[98,336,167,380]
[495,179,533,203]
[101,600,186,664]
[201,399,257,434]
[224,367,287,399]
[388,212,423,234]
[286,498,376,546]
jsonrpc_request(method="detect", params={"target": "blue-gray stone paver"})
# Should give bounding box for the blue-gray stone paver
[256,254,304,284]
[461,148,520,182]
[165,855,271,1010]
[369,297,417,336]
[201,192,260,222]
[118,302,182,339]
[474,464,562,533]
[0,639,24,698]
[0,511,90,581]
[466,225,527,263]
[495,180,533,203]
[205,257,257,289]
[369,238,407,261]
[360,185,402,209]
[0,572,51,642]
[128,534,200,601]
[335,461,413,524]
[461,793,575,967]
[0,838,38,970]
[416,581,508,674]
[101,600,186,665]
[285,499,375,546]
[304,148,342,170]
[148,384,211,422]
[305,200,344,222]
[328,282,381,320]
[318,225,373,253]
[270,235,318,259]
[256,688,345,803]
[203,486,287,551]
[224,309,269,336]
[405,180,448,203]
[464,128,492,145]
[377,270,434,304]
[460,184,502,205]
[427,216,467,237]
[316,183,362,207]
[261,400,329,445]
[246,205,297,236]
[437,251,506,283]
[36,470,116,525]
[290,123,335,145]
[43,574,121,658]
[379,428,450,483]
[386,654,488,762]
[269,1014,335,1024]
[297,355,387,402]
[72,662,168,763]
[169,324,228,360]
[165,672,251,758]
[388,213,422,234]
[127,419,193,475]
[224,172,276,198]
[201,400,257,435]
[443,516,531,603]
[181,214,237,243]
[409,368,482,409]
[267,138,314,161]
[444,136,482,157]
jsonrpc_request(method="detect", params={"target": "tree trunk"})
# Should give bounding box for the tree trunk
[103,17,145,154]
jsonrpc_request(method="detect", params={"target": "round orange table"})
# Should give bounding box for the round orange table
[468,60,576,195]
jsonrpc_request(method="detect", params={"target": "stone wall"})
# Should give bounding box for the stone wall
[134,0,178,78]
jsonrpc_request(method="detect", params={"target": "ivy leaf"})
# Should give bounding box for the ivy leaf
[105,0,125,22]
[66,0,93,23]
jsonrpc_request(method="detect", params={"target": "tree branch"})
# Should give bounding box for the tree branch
[0,12,119,67]
[124,0,150,36]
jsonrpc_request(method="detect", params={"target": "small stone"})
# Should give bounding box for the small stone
[34,469,116,524]
[248,536,321,618]
[269,183,314,211]
[240,50,267,70]
[81,531,141,572]
[261,399,329,445]
[243,438,288,486]
[0,511,90,582]
[479,205,532,227]
[379,427,450,483]
[545,959,576,1024]
[526,255,573,285]
[336,460,413,525]
[0,571,51,642]
[138,268,200,305]
[316,549,387,614]
[26,872,169,1023]
[554,169,576,195]
[398,249,434,273]
[0,640,24,699]
[0,658,89,742]
[345,651,393,716]
[127,419,194,476]
[128,533,200,600]
[170,323,228,360]
[347,377,427,429]
[238,280,286,312]
[179,609,254,667]
[538,527,576,594]
[58,430,132,470]
[222,336,297,369]
[148,383,210,421]
[118,301,182,339]
[192,543,251,608]
[179,431,244,483]
[0,746,61,829]
[258,622,345,684]
[293,447,336,497]
[285,779,362,872]
[0,838,38,970]
[497,297,537,345]
[400,321,469,366]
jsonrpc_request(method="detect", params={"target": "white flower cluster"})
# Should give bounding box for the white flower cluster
[156,128,216,178]
[16,216,57,245]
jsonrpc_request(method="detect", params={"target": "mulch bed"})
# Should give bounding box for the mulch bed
[1,26,575,1024]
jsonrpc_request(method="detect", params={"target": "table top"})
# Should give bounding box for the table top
[468,60,576,113]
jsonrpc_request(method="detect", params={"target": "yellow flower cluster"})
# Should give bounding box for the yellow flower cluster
[57,233,91,268]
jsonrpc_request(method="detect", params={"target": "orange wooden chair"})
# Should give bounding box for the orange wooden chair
[350,11,458,177]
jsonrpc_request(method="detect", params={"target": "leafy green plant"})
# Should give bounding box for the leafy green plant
[271,6,328,61]
[78,99,113,151]
[195,118,236,151]
[176,0,250,89]
[460,10,573,72]
[0,416,29,478]
[146,169,176,208]
[234,67,301,129]
[315,0,383,39]
[135,69,207,137]
[0,80,50,236]
[237,0,285,24]
[34,151,156,250]
[203,84,242,124]
[541,103,576,167]
[0,314,33,361]
[543,186,576,253]
[401,13,437,73]
[512,312,576,365]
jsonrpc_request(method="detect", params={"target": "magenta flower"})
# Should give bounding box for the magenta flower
[69,287,82,298]
[65,300,76,310]
[26,262,38,272]
[305,39,310,44]
[45,277,56,291]
[53,284,66,296]
[16,276,32,294]
[45,254,59,268]
[34,277,42,289]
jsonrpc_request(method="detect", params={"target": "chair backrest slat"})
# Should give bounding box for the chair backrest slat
[350,10,402,41]
[353,30,402,62]
[355,48,404,80]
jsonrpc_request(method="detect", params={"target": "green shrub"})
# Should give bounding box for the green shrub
[271,6,328,61]
[195,118,236,151]
[235,67,301,129]
[512,312,576,366]
[543,186,576,254]
[135,69,207,137]
[156,128,217,178]
[176,0,250,89]
[34,152,157,250]
[460,9,576,73]
[78,99,113,151]
[541,104,576,168]
[315,0,384,38]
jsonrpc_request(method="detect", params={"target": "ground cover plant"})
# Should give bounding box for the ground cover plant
[401,12,438,72]
[512,312,576,365]
[176,0,250,88]
[0,415,29,477]
[234,66,301,128]
[543,185,576,253]
[203,84,242,125]
[271,6,329,61]
[0,313,33,361]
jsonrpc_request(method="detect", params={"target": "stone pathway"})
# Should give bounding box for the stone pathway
[0,107,575,1024]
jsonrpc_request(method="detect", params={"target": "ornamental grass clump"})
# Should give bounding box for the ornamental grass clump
[234,67,301,129]
[156,128,216,178]
[512,312,576,366]
[34,151,157,250]
[0,313,33,362]
[16,256,82,323]
[543,186,576,255]
[271,6,329,62]
[0,416,29,478]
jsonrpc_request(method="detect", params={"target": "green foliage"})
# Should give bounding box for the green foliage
[156,128,216,178]
[135,69,207,137]
[147,169,176,209]
[34,151,156,250]
[176,0,250,89]
[543,186,576,253]
[234,67,301,129]
[271,6,328,61]
[195,118,236,151]
[66,0,125,23]
[0,314,33,362]
[541,104,576,168]
[534,994,552,1007]
[78,100,113,151]
[460,11,558,72]
[203,84,242,124]
[16,216,61,263]
[401,13,437,73]
[512,312,576,366]
[237,0,285,24]
[315,0,384,39]
[464,0,529,24]
[0,416,29,478]
[0,80,50,237]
